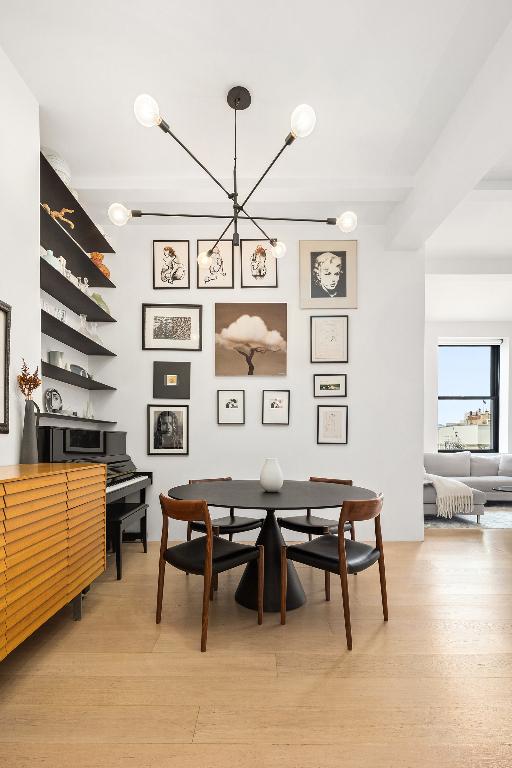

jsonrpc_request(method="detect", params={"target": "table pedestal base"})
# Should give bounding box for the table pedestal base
[235,509,306,612]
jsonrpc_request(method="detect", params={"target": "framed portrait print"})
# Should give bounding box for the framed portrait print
[215,302,287,376]
[153,361,191,399]
[262,390,290,425]
[314,374,347,398]
[142,304,202,351]
[0,300,11,433]
[147,404,189,455]
[217,390,245,425]
[300,240,357,309]
[240,239,278,288]
[317,405,348,444]
[197,239,234,289]
[310,315,348,363]
[153,241,190,289]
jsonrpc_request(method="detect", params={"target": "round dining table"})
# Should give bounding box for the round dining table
[168,479,376,612]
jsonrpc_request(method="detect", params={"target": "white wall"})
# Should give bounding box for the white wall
[0,46,40,465]
[100,221,425,542]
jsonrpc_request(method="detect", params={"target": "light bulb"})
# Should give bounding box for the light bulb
[133,94,161,127]
[336,211,358,233]
[271,241,287,259]
[197,249,213,268]
[107,203,131,227]
[290,104,316,138]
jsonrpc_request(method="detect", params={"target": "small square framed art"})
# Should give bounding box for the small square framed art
[217,390,245,425]
[262,389,290,425]
[153,361,191,399]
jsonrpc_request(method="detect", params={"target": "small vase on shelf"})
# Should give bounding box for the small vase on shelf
[259,458,283,492]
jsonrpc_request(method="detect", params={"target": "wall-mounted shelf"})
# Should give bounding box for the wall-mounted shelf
[41,361,116,391]
[40,153,115,254]
[40,259,116,323]
[39,413,117,425]
[41,310,116,357]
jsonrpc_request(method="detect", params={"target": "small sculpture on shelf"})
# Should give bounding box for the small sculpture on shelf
[17,360,41,464]
[41,203,76,230]
[89,252,110,279]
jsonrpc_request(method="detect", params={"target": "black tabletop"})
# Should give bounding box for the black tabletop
[168,479,376,511]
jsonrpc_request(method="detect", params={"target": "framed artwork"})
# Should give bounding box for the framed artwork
[147,404,189,455]
[317,405,348,444]
[314,373,347,398]
[215,302,287,376]
[217,390,245,425]
[300,240,357,308]
[153,361,191,399]
[142,304,202,351]
[240,239,278,288]
[0,300,11,433]
[310,315,348,363]
[262,389,290,425]
[153,240,190,289]
[197,239,234,289]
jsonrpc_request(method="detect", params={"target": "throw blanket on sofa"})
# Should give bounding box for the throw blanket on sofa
[424,472,474,518]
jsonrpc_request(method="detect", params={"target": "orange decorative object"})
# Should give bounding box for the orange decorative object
[90,252,111,279]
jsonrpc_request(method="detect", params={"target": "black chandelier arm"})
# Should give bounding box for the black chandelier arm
[239,133,295,209]
[238,205,275,242]
[211,217,235,251]
[131,211,338,225]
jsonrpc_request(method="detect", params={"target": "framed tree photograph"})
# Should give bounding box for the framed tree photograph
[314,373,347,398]
[240,239,278,288]
[147,404,189,455]
[142,304,202,351]
[317,405,348,444]
[262,389,290,425]
[0,300,11,434]
[153,240,190,289]
[310,315,348,363]
[153,361,191,399]
[215,302,287,376]
[197,239,234,289]
[300,240,357,308]
[217,390,245,425]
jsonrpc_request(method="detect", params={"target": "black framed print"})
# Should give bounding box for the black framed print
[240,239,278,288]
[197,239,234,289]
[147,404,189,455]
[153,361,191,399]
[317,405,348,444]
[153,241,190,289]
[217,390,245,425]
[262,389,290,425]
[314,373,347,398]
[310,315,348,363]
[300,240,357,309]
[0,300,11,434]
[142,304,202,351]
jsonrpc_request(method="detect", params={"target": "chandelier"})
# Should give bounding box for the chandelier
[108,86,357,267]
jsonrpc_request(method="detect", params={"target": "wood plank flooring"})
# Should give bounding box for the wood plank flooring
[0,529,511,766]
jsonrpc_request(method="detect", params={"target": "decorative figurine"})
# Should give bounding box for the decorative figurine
[41,203,75,230]
[89,252,111,279]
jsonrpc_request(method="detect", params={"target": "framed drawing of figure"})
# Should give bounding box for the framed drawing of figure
[300,240,357,308]
[317,405,348,444]
[0,300,11,433]
[310,315,348,363]
[153,241,190,289]
[240,239,278,288]
[197,240,234,289]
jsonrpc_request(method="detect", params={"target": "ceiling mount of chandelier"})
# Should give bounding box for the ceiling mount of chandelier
[108,86,357,266]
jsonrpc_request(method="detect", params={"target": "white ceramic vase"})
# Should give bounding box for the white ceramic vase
[260,458,284,492]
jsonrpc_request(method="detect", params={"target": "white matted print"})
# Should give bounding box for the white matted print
[240,240,278,288]
[153,241,190,289]
[317,405,348,444]
[147,404,189,455]
[314,374,347,398]
[262,390,290,425]
[197,240,234,289]
[142,304,202,350]
[300,240,357,309]
[217,390,245,424]
[310,315,348,363]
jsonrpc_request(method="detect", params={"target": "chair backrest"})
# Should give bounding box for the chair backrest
[309,476,352,486]
[337,495,384,569]
[189,477,232,484]
[158,494,213,557]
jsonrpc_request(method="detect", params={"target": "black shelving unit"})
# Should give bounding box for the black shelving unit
[40,259,116,322]
[41,310,116,357]
[39,413,117,425]
[41,361,116,392]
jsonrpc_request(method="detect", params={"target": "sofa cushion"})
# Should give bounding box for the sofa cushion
[499,454,512,476]
[451,476,508,494]
[424,452,470,477]
[471,454,500,477]
[423,482,486,505]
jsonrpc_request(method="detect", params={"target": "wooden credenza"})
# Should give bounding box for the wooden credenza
[0,462,106,660]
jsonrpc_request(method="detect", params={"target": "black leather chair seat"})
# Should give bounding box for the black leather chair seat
[164,535,260,575]
[190,515,264,534]
[277,514,351,535]
[287,535,380,574]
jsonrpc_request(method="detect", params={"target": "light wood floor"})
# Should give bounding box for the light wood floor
[0,529,511,767]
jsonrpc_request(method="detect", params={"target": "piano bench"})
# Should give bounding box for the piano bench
[106,502,149,580]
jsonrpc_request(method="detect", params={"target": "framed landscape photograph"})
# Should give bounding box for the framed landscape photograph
[314,373,347,398]
[262,389,290,425]
[215,302,287,376]
[240,239,278,288]
[217,390,245,425]
[0,300,11,433]
[317,405,348,444]
[153,240,190,289]
[142,304,202,351]
[197,239,234,289]
[300,240,357,309]
[153,361,191,399]
[147,404,189,455]
[310,315,348,363]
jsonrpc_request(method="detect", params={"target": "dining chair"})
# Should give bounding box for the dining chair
[156,493,264,652]
[280,495,387,650]
[187,477,264,541]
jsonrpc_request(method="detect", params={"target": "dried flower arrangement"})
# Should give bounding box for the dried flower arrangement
[17,359,41,400]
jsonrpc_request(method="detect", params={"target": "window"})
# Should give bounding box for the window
[437,345,500,453]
